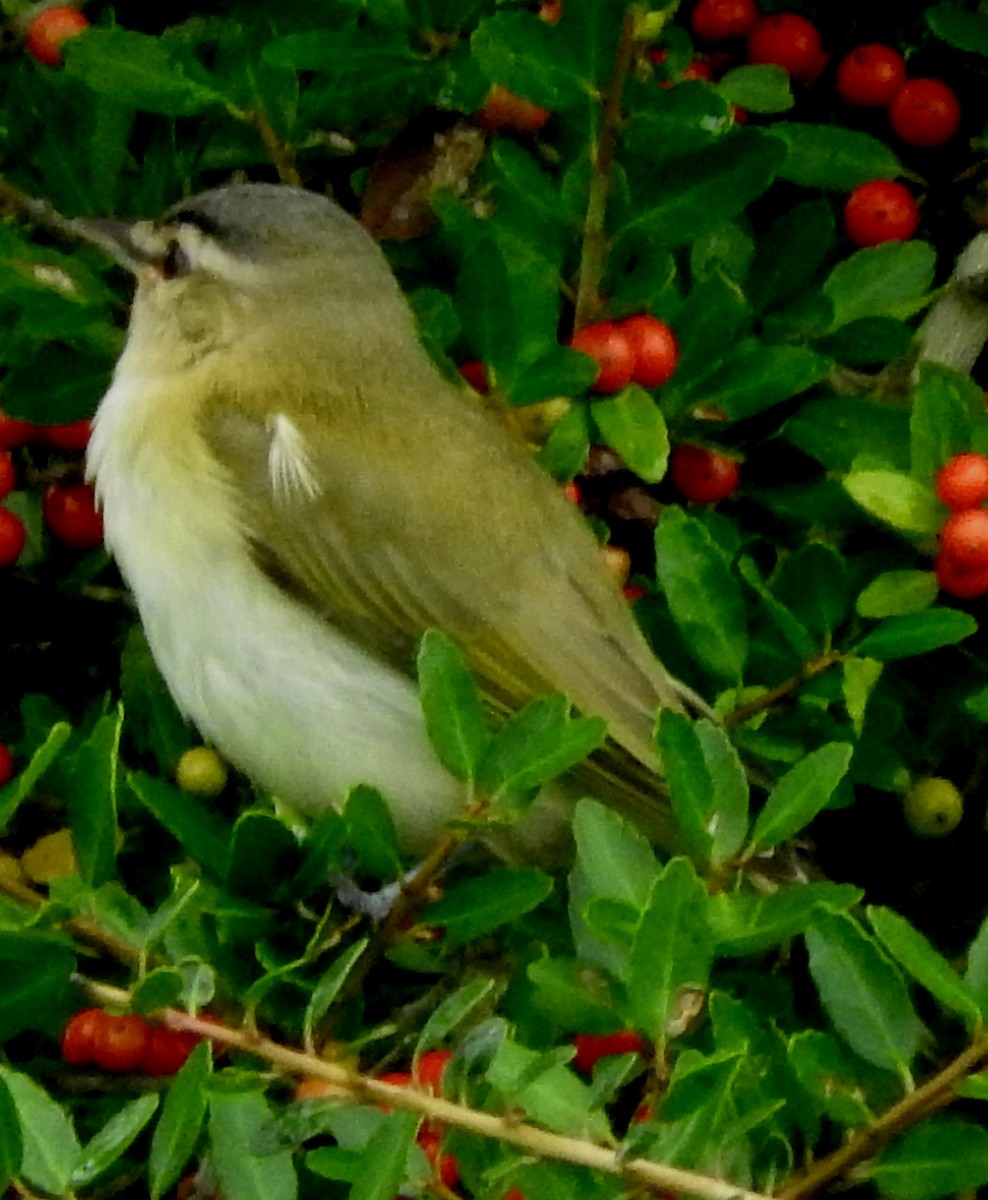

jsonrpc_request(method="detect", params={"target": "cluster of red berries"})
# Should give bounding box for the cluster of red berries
[0,410,102,567]
[934,453,988,599]
[570,314,679,394]
[61,1008,207,1076]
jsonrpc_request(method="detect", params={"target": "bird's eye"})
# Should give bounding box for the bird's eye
[160,238,191,280]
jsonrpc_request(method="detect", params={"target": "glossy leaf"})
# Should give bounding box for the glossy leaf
[149,1042,212,1199]
[591,388,669,483]
[417,630,490,784]
[855,610,977,661]
[806,912,925,1076]
[748,743,853,852]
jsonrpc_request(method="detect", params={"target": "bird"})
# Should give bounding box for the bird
[84,182,693,858]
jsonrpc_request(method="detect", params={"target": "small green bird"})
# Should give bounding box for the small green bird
[85,183,692,856]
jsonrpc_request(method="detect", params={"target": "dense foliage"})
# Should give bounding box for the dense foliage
[3,2,988,1198]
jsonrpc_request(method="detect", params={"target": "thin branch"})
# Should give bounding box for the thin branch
[82,980,774,1200]
[779,1031,988,1200]
[725,651,843,729]
[572,5,638,332]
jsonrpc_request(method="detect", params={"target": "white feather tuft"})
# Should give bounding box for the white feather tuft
[267,413,320,503]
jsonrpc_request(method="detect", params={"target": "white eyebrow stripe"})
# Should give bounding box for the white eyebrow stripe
[267,413,321,503]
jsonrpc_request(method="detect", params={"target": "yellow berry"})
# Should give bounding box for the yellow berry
[176,747,228,797]
[903,777,963,838]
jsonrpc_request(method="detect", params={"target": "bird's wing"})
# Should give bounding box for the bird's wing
[198,378,684,792]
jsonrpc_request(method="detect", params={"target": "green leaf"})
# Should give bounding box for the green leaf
[208,1084,297,1200]
[693,340,831,421]
[471,11,587,109]
[628,858,713,1044]
[486,1039,609,1139]
[2,346,112,426]
[772,542,851,641]
[132,968,185,1016]
[0,1068,80,1196]
[910,361,986,482]
[867,906,981,1030]
[417,630,490,784]
[120,627,191,773]
[870,1119,988,1200]
[843,469,943,535]
[72,1095,159,1188]
[343,785,402,881]
[571,799,659,913]
[856,571,939,618]
[748,199,834,313]
[855,609,977,660]
[739,555,817,661]
[623,87,732,168]
[710,882,862,955]
[417,978,498,1053]
[842,657,883,734]
[816,316,914,367]
[129,772,232,875]
[0,1076,22,1194]
[591,388,669,483]
[225,811,300,902]
[823,242,937,329]
[655,508,748,683]
[927,4,988,55]
[537,400,592,482]
[785,394,910,473]
[773,122,903,189]
[66,707,122,887]
[423,868,553,948]
[695,719,750,863]
[477,695,606,812]
[964,914,988,1018]
[0,934,76,1041]
[510,348,598,407]
[304,940,370,1041]
[64,29,225,116]
[806,912,925,1077]
[748,743,853,853]
[349,1111,420,1200]
[150,1042,212,1199]
[715,65,793,113]
[0,722,72,833]
[622,130,787,246]
[655,710,714,863]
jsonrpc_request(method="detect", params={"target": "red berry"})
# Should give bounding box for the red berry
[0,411,38,450]
[476,85,550,134]
[417,1127,460,1189]
[935,550,988,600]
[42,482,103,550]
[91,1014,150,1073]
[502,1192,527,1200]
[0,452,15,502]
[669,445,740,503]
[413,1049,453,1093]
[295,1077,336,1100]
[61,1008,107,1066]
[935,454,988,511]
[570,321,636,393]
[940,509,988,569]
[457,360,490,394]
[843,180,919,247]
[888,78,961,147]
[539,0,562,23]
[0,743,13,787]
[621,315,679,388]
[691,0,760,42]
[563,480,583,505]
[42,419,92,451]
[835,44,906,108]
[0,508,27,568]
[746,13,822,82]
[140,1025,200,1076]
[571,1030,646,1075]
[24,5,90,67]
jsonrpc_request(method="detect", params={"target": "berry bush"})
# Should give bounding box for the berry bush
[3,2,988,1199]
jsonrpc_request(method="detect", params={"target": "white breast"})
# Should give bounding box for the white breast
[88,372,466,854]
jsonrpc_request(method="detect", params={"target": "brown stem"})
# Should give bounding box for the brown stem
[572,5,638,332]
[779,1031,988,1200]
[245,108,301,186]
[0,862,142,967]
[82,981,774,1200]
[725,651,843,729]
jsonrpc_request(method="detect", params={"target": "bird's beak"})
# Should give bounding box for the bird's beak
[68,216,161,275]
